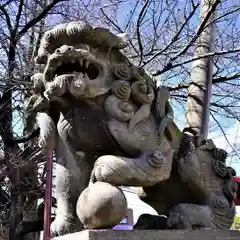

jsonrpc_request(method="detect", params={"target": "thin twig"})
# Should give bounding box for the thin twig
[153,48,240,76]
[210,112,240,159]
[153,0,221,76]
[17,0,66,39]
[168,73,240,91]
[143,2,200,66]
[136,0,149,65]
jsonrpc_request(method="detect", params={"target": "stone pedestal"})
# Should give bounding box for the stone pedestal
[52,229,240,240]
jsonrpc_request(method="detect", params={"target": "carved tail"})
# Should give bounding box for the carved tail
[210,147,238,228]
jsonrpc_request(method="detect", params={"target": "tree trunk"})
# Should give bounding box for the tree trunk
[1,40,24,240]
[184,0,217,143]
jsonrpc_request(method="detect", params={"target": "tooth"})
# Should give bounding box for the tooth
[79,59,83,66]
[85,73,89,80]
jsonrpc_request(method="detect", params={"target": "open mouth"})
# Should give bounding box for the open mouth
[54,60,100,80]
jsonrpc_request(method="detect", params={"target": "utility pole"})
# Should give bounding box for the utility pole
[184,0,218,143]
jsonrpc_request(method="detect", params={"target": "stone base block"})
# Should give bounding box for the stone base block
[52,229,240,240]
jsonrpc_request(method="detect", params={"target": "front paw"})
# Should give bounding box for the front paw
[91,153,172,187]
[51,215,77,237]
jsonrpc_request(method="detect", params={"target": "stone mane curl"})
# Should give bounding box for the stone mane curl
[36,21,129,64]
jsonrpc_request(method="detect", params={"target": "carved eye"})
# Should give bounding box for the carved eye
[55,48,61,54]
[45,31,51,41]
[67,46,73,52]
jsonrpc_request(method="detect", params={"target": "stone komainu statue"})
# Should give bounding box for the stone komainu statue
[27,21,238,237]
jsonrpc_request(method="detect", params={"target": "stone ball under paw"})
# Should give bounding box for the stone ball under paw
[76,182,127,229]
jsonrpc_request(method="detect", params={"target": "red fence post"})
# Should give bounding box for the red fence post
[43,151,53,240]
[234,177,240,206]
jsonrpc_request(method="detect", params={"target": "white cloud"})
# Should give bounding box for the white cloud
[211,123,240,152]
[210,121,240,175]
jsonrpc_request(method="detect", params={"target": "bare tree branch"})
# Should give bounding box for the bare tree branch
[211,112,240,159]
[168,73,240,91]
[153,0,222,77]
[143,2,200,66]
[136,0,149,65]
[153,48,240,76]
[213,73,240,84]
[13,0,24,36]
[0,0,14,8]
[207,6,240,27]
[170,0,221,61]
[17,0,66,39]
[0,3,13,34]
[100,6,139,56]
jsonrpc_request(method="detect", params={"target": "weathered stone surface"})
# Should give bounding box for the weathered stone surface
[52,230,240,240]
[76,182,127,229]
[27,20,238,237]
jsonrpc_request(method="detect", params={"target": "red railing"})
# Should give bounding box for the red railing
[234,177,240,205]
